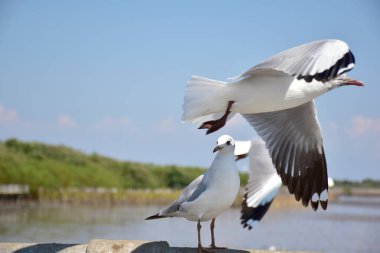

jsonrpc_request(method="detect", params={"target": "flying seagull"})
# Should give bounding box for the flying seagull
[235,139,336,229]
[182,39,364,210]
[146,135,240,253]
[235,139,282,230]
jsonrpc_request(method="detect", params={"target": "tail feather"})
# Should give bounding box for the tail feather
[182,76,234,125]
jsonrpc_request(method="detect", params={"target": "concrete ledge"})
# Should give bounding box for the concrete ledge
[0,240,316,253]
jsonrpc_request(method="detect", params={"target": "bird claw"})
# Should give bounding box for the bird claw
[209,245,227,250]
[198,101,234,135]
[198,246,215,253]
[198,119,225,135]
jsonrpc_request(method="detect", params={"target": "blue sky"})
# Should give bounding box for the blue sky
[0,1,379,180]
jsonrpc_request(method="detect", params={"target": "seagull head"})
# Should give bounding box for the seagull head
[213,135,235,153]
[328,74,364,89]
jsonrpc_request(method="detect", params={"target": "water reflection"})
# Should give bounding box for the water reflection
[0,196,379,253]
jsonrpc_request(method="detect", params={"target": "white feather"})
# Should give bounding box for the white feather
[233,39,352,80]
[182,76,236,125]
[236,139,282,208]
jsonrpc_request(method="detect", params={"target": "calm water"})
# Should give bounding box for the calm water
[0,195,379,253]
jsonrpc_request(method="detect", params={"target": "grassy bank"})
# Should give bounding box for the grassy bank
[0,139,248,197]
[1,138,379,208]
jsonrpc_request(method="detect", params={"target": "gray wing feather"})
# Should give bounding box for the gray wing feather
[234,39,354,82]
[159,174,207,216]
[187,173,209,202]
[243,101,328,210]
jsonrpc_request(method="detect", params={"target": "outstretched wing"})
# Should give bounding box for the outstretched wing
[233,39,355,83]
[243,101,328,210]
[236,139,282,230]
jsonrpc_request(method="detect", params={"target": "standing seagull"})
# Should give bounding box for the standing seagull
[182,39,364,210]
[145,135,240,253]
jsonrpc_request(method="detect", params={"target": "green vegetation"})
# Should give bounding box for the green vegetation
[335,178,380,189]
[0,139,248,196]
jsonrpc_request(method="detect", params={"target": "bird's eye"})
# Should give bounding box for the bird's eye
[226,140,231,145]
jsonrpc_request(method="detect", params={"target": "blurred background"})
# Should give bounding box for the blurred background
[0,1,379,253]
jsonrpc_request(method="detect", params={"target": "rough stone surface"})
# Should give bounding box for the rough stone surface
[168,247,315,253]
[86,240,169,253]
[0,243,87,253]
[0,241,317,253]
[169,247,251,253]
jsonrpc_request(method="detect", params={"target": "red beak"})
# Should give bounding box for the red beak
[346,79,364,86]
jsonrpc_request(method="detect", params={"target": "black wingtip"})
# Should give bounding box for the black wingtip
[145,213,164,220]
[311,201,319,211]
[302,199,309,208]
[240,198,274,230]
[321,200,328,210]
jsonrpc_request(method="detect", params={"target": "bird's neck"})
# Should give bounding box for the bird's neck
[211,152,236,170]
[208,151,239,185]
[287,78,331,101]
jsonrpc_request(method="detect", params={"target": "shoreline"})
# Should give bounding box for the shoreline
[1,187,379,210]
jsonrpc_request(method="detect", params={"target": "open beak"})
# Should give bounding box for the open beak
[345,79,364,87]
[213,145,223,153]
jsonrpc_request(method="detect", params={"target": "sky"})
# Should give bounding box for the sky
[0,1,379,180]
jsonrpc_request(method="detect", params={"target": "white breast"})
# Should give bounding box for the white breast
[227,74,329,114]
[181,154,240,222]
